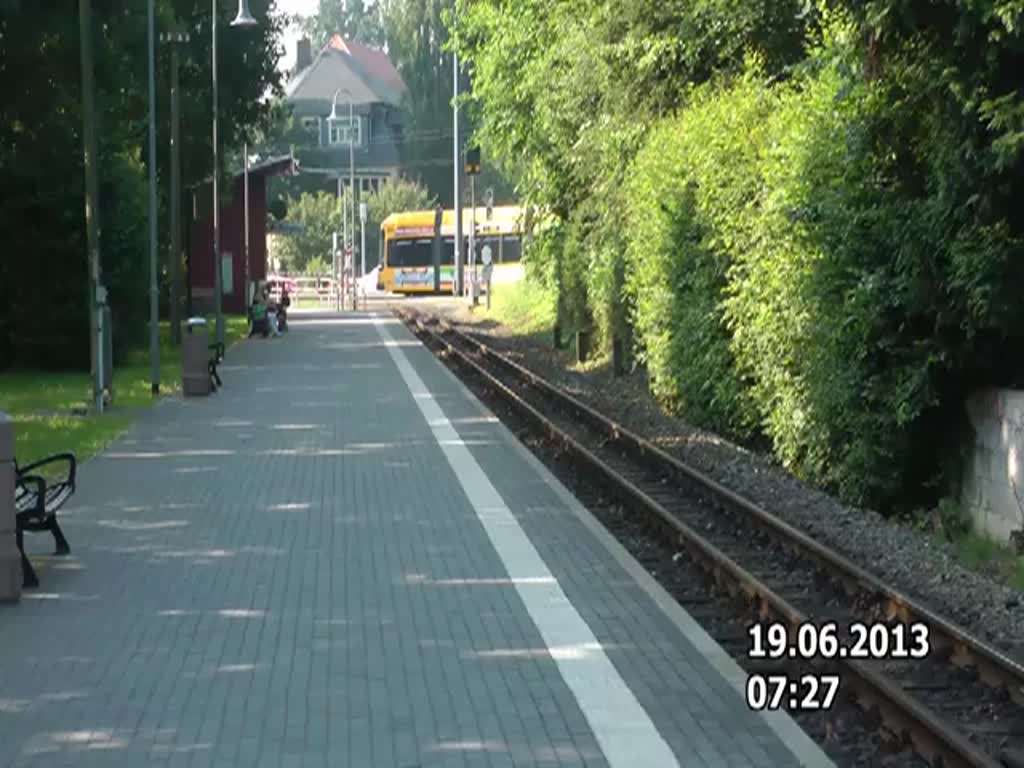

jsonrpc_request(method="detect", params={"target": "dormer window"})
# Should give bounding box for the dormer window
[301,116,319,136]
[328,116,361,147]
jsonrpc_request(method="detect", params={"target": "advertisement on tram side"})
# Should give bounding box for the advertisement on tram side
[392,266,455,289]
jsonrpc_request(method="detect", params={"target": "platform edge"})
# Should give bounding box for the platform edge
[395,315,838,768]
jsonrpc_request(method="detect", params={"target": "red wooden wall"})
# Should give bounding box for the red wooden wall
[189,175,269,315]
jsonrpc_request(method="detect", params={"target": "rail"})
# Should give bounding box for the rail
[401,308,1024,768]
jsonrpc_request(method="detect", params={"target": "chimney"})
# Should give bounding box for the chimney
[296,37,312,72]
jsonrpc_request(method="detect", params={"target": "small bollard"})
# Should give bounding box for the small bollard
[0,412,21,602]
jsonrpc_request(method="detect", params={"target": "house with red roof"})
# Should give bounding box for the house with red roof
[285,34,407,196]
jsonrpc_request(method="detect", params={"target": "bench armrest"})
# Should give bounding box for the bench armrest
[16,452,76,490]
[15,474,46,518]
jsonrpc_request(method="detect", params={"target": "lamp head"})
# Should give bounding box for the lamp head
[230,0,258,27]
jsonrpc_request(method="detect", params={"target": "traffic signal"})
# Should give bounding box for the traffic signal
[464,146,481,176]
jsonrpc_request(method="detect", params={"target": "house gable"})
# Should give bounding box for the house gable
[284,36,406,188]
[285,35,405,109]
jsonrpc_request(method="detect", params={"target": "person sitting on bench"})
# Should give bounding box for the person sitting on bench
[277,288,290,332]
[249,292,269,338]
[265,288,282,337]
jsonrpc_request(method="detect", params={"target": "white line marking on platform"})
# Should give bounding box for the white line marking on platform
[410,319,837,768]
[375,317,680,768]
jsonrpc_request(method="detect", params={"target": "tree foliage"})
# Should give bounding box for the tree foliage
[0,1,283,369]
[273,192,348,274]
[377,0,463,203]
[274,178,433,272]
[456,0,1024,514]
[298,0,386,47]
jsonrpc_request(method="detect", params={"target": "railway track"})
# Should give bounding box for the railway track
[400,309,1024,768]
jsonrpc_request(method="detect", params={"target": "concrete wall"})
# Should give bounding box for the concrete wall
[962,389,1024,543]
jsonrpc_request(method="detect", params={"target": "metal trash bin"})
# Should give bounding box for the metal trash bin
[182,318,211,397]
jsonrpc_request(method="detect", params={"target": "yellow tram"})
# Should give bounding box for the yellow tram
[378,206,525,295]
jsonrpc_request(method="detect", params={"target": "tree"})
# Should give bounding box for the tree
[274,192,348,273]
[378,0,459,204]
[275,179,433,273]
[453,0,810,349]
[0,1,282,368]
[298,0,385,47]
[365,177,436,265]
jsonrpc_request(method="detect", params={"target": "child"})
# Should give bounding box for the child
[265,289,282,337]
[249,292,269,338]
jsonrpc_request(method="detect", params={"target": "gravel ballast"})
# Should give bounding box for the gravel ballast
[419,300,1023,662]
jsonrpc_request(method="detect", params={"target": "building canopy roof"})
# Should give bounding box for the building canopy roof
[189,154,297,191]
[232,154,298,181]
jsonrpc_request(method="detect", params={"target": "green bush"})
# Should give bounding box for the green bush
[623,67,774,438]
[725,11,1024,511]
[553,215,592,337]
[461,0,1024,517]
[277,180,435,274]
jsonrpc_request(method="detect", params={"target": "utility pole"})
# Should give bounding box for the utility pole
[212,0,224,347]
[342,185,348,311]
[359,201,367,282]
[332,230,339,311]
[470,175,477,305]
[465,147,481,306]
[147,0,160,395]
[211,2,258,344]
[166,30,188,344]
[452,38,462,296]
[243,141,251,309]
[336,176,342,311]
[79,0,103,411]
[348,105,355,282]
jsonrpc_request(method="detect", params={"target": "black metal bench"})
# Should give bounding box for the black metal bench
[209,342,224,390]
[14,452,75,588]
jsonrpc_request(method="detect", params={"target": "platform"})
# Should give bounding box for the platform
[0,314,833,768]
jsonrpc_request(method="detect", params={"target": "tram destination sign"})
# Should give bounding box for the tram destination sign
[394,226,436,238]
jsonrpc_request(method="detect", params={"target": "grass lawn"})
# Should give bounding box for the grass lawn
[471,279,557,339]
[2,315,249,468]
[466,279,607,371]
[294,296,332,309]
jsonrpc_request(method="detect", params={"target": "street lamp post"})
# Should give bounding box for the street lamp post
[464,147,481,306]
[330,88,356,305]
[79,0,104,412]
[335,176,343,311]
[147,0,159,394]
[160,27,190,347]
[452,14,462,297]
[360,202,368,284]
[243,141,251,309]
[213,0,258,348]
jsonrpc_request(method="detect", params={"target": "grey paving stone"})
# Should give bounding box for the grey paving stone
[0,314,821,768]
[406,325,819,768]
